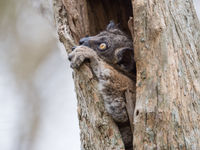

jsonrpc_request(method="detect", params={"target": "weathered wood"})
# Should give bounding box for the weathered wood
[125,90,135,134]
[53,0,125,149]
[132,0,200,149]
[53,0,200,149]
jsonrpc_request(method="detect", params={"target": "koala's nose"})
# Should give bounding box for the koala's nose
[79,37,90,46]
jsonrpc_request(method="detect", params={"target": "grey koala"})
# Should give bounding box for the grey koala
[68,21,136,150]
[76,21,136,78]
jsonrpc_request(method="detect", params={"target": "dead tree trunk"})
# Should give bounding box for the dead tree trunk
[130,0,200,149]
[53,0,200,149]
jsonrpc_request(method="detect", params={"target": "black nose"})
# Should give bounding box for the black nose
[79,37,90,45]
[72,46,77,51]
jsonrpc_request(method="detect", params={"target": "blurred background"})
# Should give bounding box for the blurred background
[0,0,80,150]
[0,0,199,150]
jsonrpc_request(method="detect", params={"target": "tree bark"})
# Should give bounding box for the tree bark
[53,0,125,149]
[53,0,200,149]
[131,0,200,149]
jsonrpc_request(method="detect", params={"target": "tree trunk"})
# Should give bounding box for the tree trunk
[53,0,125,149]
[131,0,200,149]
[53,0,200,149]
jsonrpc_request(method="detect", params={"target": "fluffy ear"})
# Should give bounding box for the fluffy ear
[115,47,136,73]
[106,21,125,36]
[106,21,118,30]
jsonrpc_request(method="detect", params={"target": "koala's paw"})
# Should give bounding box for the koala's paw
[68,46,97,69]
[68,51,85,69]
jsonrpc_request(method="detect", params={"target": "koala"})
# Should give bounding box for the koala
[68,21,136,150]
[77,21,136,79]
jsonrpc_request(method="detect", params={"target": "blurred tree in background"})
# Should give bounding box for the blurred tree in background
[0,0,79,150]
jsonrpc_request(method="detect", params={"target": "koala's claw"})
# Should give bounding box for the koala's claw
[68,54,72,61]
[68,52,85,69]
[72,46,77,51]
[68,46,99,69]
[70,63,78,69]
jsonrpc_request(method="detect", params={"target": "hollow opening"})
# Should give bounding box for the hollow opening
[136,110,139,116]
[86,0,133,36]
[84,1,135,150]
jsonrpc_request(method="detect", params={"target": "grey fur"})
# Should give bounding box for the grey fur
[68,22,136,150]
[77,22,136,78]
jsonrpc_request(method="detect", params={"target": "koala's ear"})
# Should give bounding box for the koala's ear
[106,21,118,30]
[116,47,136,73]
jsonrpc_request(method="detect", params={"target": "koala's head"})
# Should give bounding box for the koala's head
[77,21,135,75]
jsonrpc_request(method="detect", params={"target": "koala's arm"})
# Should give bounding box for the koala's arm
[69,46,135,123]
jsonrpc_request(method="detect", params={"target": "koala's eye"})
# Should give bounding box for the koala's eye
[98,43,107,50]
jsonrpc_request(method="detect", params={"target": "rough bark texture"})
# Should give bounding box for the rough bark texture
[53,0,125,149]
[53,0,200,149]
[131,0,200,149]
